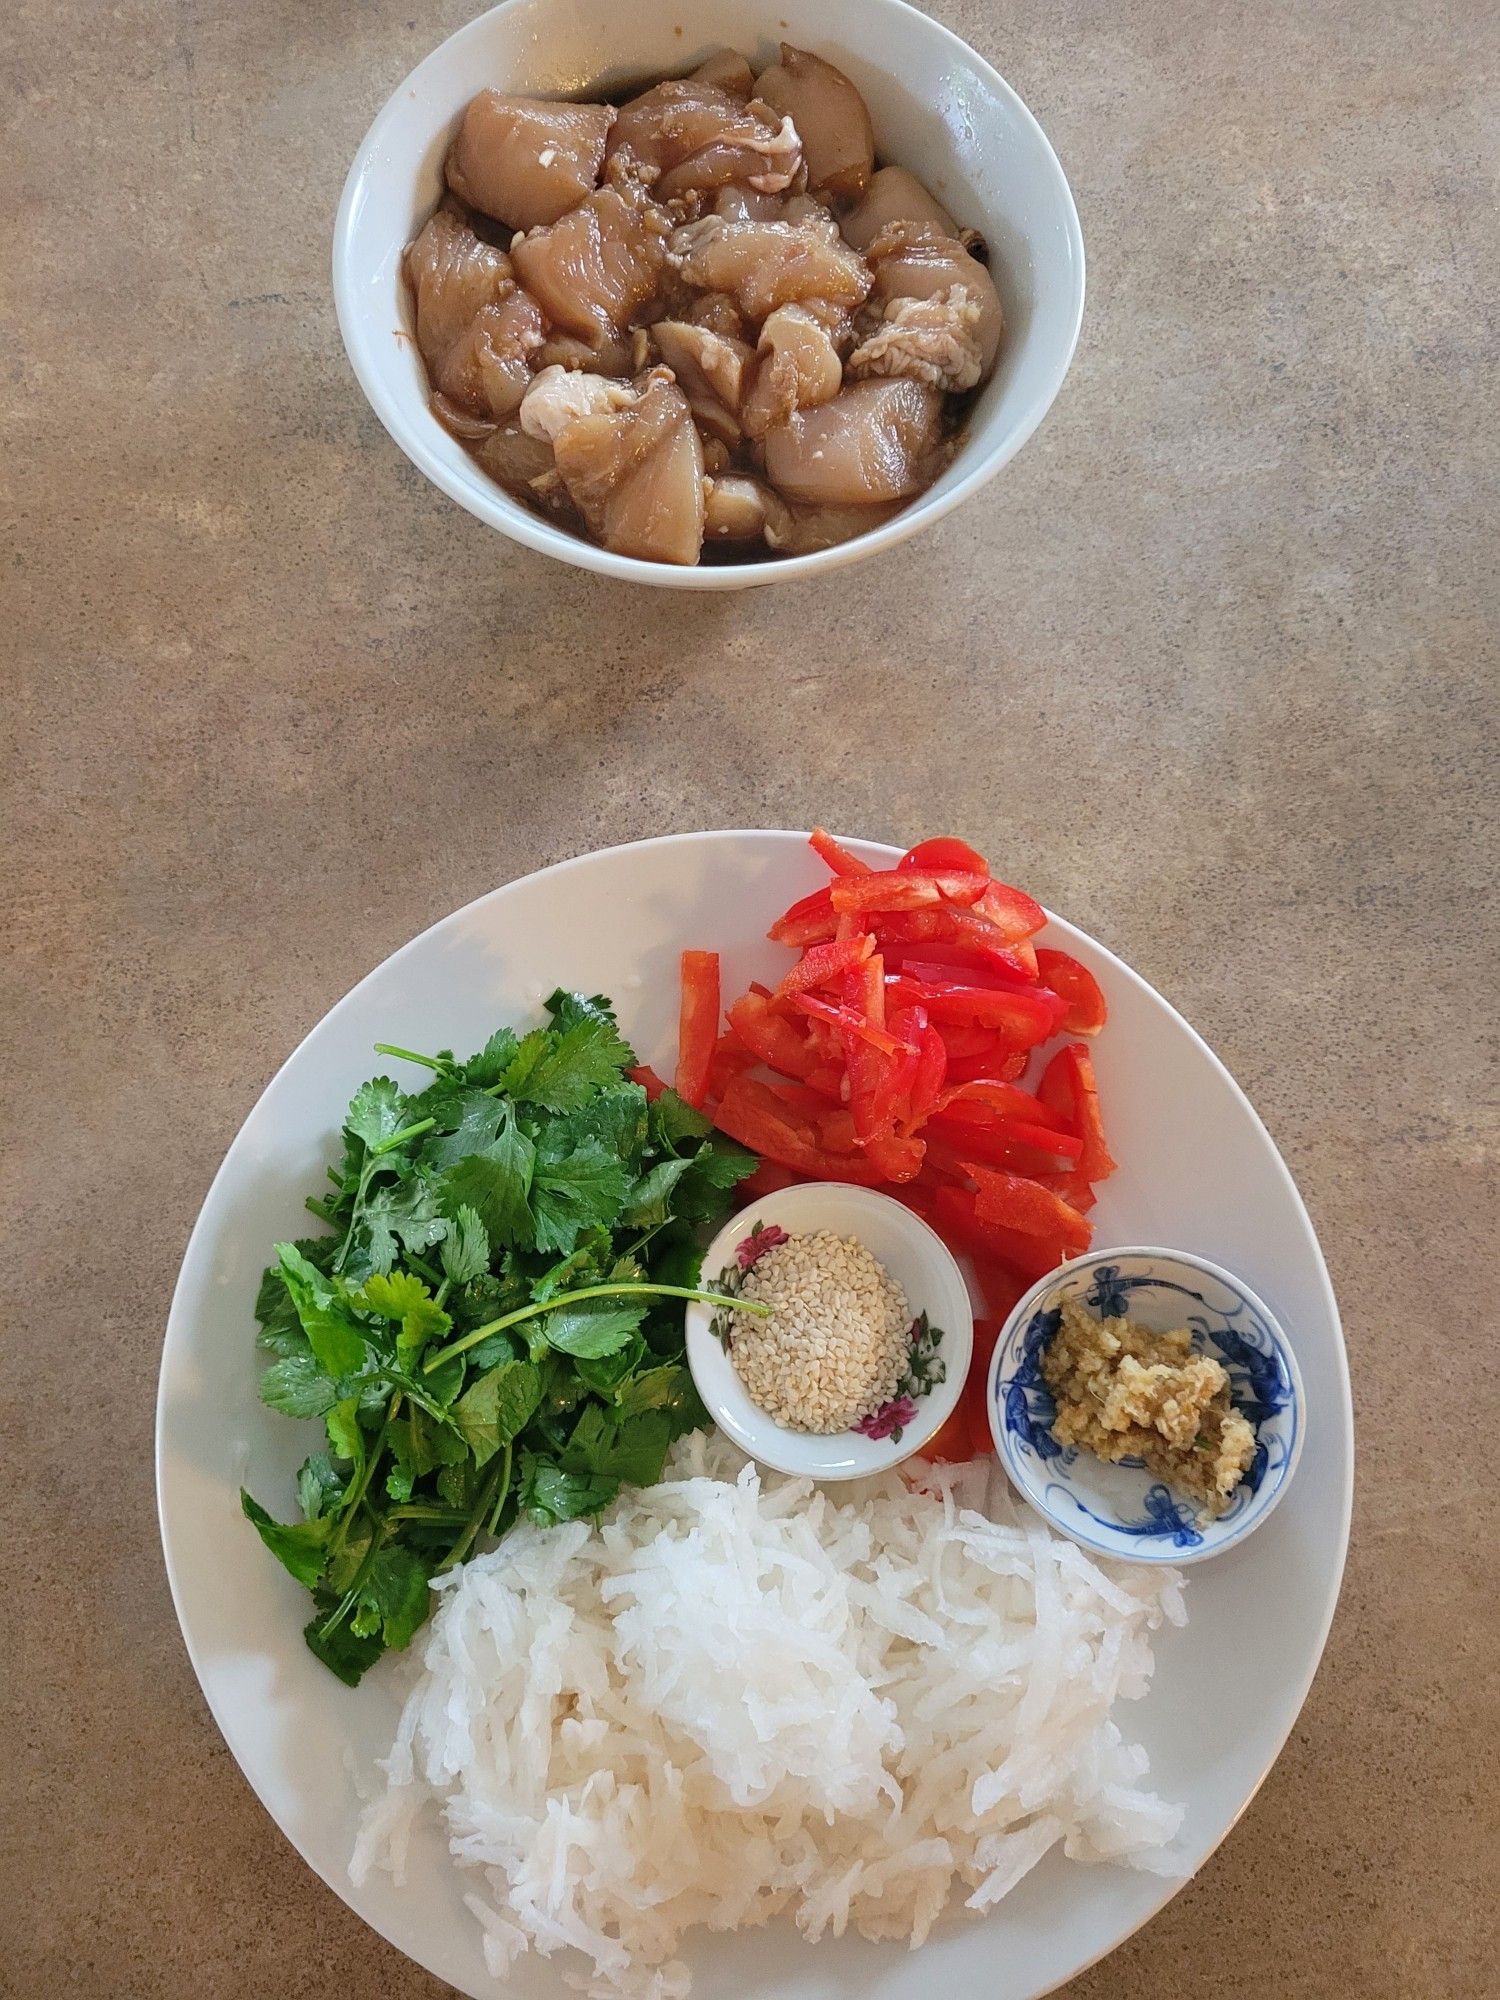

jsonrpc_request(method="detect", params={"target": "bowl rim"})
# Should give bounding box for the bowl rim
[329,0,1087,589]
[685,1182,974,1479]
[987,1244,1308,1565]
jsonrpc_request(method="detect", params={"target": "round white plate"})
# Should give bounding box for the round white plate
[156,831,1352,2000]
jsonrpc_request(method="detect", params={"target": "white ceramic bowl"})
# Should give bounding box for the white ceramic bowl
[332,0,1085,589]
[988,1246,1306,1565]
[685,1183,973,1477]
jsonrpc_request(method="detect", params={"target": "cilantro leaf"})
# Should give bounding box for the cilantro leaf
[531,1137,630,1254]
[296,1453,346,1521]
[540,1292,648,1359]
[440,1105,535,1249]
[343,1077,408,1150]
[259,1353,340,1419]
[348,1544,432,1649]
[324,1398,366,1477]
[620,1155,695,1228]
[275,1243,368,1377]
[560,1406,673,1488]
[439,1205,491,1286]
[241,1491,331,1588]
[357,1176,450,1277]
[671,1138,758,1224]
[571,1334,647,1400]
[517,1451,619,1526]
[648,1088,714,1148]
[303,1610,384,1687]
[422,1089,510,1172]
[614,1362,708,1436]
[458,1026,522,1087]
[452,1359,543,1467]
[357,1270,452,1365]
[503,1009,635,1112]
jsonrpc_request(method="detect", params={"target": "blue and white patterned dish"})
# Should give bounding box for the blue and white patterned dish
[988,1247,1305,1565]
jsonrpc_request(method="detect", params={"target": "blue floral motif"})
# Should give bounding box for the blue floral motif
[1079,1482,1206,1549]
[1002,1304,1065,1462]
[1084,1263,1132,1319]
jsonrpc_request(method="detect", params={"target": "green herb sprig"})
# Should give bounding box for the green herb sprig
[242,990,758,1685]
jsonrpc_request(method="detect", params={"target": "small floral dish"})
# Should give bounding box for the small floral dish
[989,1246,1305,1565]
[686,1184,973,1481]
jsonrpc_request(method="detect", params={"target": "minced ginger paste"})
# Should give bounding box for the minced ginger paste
[1042,1300,1256,1516]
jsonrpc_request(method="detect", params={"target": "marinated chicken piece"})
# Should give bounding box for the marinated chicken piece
[741,304,844,438]
[689,48,756,98]
[763,377,944,504]
[713,185,787,225]
[533,329,639,376]
[842,164,958,252]
[753,45,874,199]
[703,473,789,542]
[669,215,871,321]
[686,290,748,340]
[445,92,614,231]
[651,321,754,446]
[473,420,578,522]
[404,205,515,379]
[518,364,639,441]
[607,81,802,201]
[765,497,901,554]
[511,187,665,345]
[527,367,706,563]
[437,287,547,418]
[847,285,984,393]
[864,220,1004,377]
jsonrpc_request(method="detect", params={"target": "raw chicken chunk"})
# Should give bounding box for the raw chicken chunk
[528,367,706,564]
[669,215,871,321]
[607,81,802,201]
[689,49,756,98]
[847,286,985,393]
[754,45,874,199]
[842,165,958,252]
[741,305,844,438]
[864,220,1004,377]
[651,321,754,446]
[439,288,547,418]
[445,92,614,231]
[404,206,514,378]
[511,187,665,344]
[763,378,944,504]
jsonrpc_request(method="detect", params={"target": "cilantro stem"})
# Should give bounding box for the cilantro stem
[326,1396,399,1560]
[372,1116,436,1155]
[440,1448,511,1572]
[486,1440,514,1536]
[405,1250,443,1286]
[317,1514,388,1641]
[373,1043,451,1074]
[422,1281,770,1373]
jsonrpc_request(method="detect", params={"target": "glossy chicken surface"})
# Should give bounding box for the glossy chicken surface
[402,44,1004,565]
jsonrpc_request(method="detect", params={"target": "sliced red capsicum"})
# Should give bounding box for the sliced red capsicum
[775,932,874,1000]
[1038,1043,1118,1181]
[727,991,837,1092]
[713,1075,885,1184]
[963,1161,1093,1254]
[830,868,991,914]
[898,835,992,875]
[767,884,837,948]
[1034,949,1107,1035]
[808,826,872,876]
[675,949,720,1109]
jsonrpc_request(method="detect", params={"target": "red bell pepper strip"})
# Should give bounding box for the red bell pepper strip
[932,1079,1068,1130]
[963,1314,1007,1456]
[838,955,925,1182]
[830,868,990,914]
[926,1112,1084,1170]
[972,881,1047,941]
[903,1024,948,1130]
[942,1049,1030,1084]
[1034,949,1107,1035]
[808,826,872,876]
[964,1162,1093,1254]
[898,835,992,875]
[626,1064,668,1101]
[1038,1043,1118,1180]
[727,991,836,1091]
[895,954,1036,992]
[791,990,917,1058]
[774,932,873,1000]
[1036,1169,1099,1214]
[713,1075,885,1184]
[675,950,720,1109]
[767,885,836,948]
[905,982,1064,1044]
[926,1181,1069,1279]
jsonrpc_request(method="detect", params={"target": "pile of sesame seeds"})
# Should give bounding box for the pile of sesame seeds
[728,1229,911,1434]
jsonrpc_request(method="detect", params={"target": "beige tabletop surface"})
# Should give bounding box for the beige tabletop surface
[5,0,1497,1993]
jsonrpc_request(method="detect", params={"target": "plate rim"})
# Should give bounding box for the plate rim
[155,827,1353,1998]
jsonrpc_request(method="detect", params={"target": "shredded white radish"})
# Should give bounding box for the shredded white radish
[352,1434,1186,1995]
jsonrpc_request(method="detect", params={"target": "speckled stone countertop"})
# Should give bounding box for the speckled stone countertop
[4,0,1497,1993]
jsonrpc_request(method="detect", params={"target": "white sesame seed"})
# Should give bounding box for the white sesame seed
[728,1230,910,1435]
